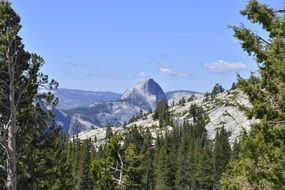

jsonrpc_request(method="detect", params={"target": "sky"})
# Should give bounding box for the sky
[10,0,283,93]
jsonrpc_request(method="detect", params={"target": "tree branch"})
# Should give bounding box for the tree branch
[269,120,285,124]
[273,9,285,13]
[15,74,33,108]
[256,35,271,46]
[0,140,8,154]
[0,164,5,171]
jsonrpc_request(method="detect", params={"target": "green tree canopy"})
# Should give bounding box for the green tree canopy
[221,1,285,189]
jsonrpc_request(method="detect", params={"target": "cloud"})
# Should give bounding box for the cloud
[100,73,127,79]
[138,72,147,77]
[203,60,250,73]
[66,62,97,70]
[149,62,192,77]
[64,61,127,79]
[64,61,98,76]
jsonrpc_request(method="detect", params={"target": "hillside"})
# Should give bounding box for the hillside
[78,89,258,147]
[55,78,169,135]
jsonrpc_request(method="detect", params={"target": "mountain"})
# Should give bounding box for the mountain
[54,88,122,110]
[64,101,142,134]
[121,78,167,111]
[166,90,203,104]
[77,89,258,147]
[55,78,167,135]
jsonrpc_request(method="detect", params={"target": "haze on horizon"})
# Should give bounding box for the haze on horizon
[10,0,283,93]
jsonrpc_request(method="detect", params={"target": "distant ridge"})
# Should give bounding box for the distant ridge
[54,88,122,110]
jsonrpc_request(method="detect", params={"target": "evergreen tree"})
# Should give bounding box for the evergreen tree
[230,82,237,90]
[0,2,59,189]
[124,143,143,190]
[153,100,170,127]
[213,127,231,188]
[91,159,115,190]
[231,138,240,161]
[211,83,225,96]
[175,127,190,190]
[154,134,176,190]
[45,135,74,190]
[178,97,186,106]
[79,140,94,190]
[91,135,124,189]
[195,145,214,190]
[154,145,170,190]
[105,125,113,140]
[72,139,83,190]
[221,1,285,189]
[189,104,205,123]
[204,92,210,101]
[123,126,144,152]
[139,108,143,118]
[140,129,154,190]
[188,95,195,102]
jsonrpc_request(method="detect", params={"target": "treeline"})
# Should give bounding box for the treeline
[1,0,285,189]
[54,104,237,190]
[0,103,235,190]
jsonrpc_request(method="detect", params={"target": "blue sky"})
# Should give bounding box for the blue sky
[10,0,282,93]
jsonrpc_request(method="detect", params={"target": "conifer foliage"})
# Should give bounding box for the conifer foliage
[88,104,233,190]
[221,0,285,189]
[0,1,61,189]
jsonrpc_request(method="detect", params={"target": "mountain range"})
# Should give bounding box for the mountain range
[54,88,122,110]
[55,78,200,135]
[78,89,258,148]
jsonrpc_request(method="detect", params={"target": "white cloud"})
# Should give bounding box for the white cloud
[149,62,192,77]
[138,72,147,77]
[203,60,250,73]
[176,72,192,77]
[64,61,98,76]
[100,73,127,79]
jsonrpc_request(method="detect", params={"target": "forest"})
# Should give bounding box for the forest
[0,0,285,189]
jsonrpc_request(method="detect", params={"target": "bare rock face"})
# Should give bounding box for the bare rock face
[55,78,167,135]
[121,78,167,111]
[78,90,258,146]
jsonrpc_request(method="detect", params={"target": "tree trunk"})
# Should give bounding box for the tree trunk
[6,61,17,190]
[118,151,124,187]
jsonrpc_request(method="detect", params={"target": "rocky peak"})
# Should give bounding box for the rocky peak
[121,78,167,110]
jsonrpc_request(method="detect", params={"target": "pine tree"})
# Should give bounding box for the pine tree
[189,104,205,123]
[91,135,124,189]
[230,138,240,161]
[140,129,154,190]
[91,159,115,190]
[175,127,190,190]
[195,145,214,189]
[211,83,225,96]
[0,2,58,189]
[213,127,231,188]
[123,126,144,152]
[124,143,143,190]
[230,82,236,90]
[188,95,195,102]
[46,135,74,190]
[105,125,113,140]
[153,100,170,127]
[221,1,285,189]
[154,134,176,190]
[154,145,170,190]
[79,140,94,190]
